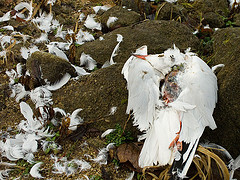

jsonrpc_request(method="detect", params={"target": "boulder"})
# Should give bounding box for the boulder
[75,20,199,66]
[52,63,134,133]
[121,0,153,16]
[192,0,229,16]
[233,13,240,27]
[100,6,142,32]
[203,28,240,158]
[202,12,225,28]
[156,2,187,21]
[26,51,77,84]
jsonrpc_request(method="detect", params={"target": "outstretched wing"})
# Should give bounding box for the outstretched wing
[180,54,217,143]
[122,54,160,131]
[172,53,218,178]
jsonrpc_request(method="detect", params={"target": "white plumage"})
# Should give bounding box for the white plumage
[122,45,218,178]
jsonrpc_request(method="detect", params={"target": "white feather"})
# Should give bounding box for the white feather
[109,106,117,115]
[107,17,118,28]
[76,29,95,45]
[91,143,115,165]
[68,108,83,131]
[230,155,240,180]
[93,5,111,14]
[212,64,224,72]
[20,102,34,122]
[101,129,116,138]
[45,73,71,91]
[20,47,29,60]
[80,52,97,70]
[84,14,101,31]
[14,1,33,21]
[47,44,68,61]
[125,171,135,180]
[102,34,123,68]
[30,162,44,179]
[35,33,49,43]
[71,64,90,77]
[53,107,66,116]
[0,169,10,180]
[1,25,14,31]
[0,11,11,22]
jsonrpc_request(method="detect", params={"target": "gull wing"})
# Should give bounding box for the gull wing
[122,54,160,131]
[172,54,218,178]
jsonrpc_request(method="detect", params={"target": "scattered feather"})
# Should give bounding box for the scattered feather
[109,106,117,115]
[47,44,69,61]
[84,14,101,31]
[35,33,49,43]
[30,87,53,108]
[91,143,115,165]
[80,52,97,70]
[71,64,90,78]
[101,129,116,138]
[0,11,11,22]
[47,0,56,5]
[212,64,224,72]
[79,13,85,22]
[14,1,33,21]
[75,29,95,45]
[107,17,118,28]
[51,155,91,176]
[125,171,135,180]
[53,107,66,117]
[30,162,44,179]
[230,155,240,180]
[32,12,53,33]
[45,73,71,91]
[102,34,123,68]
[55,25,67,40]
[68,108,83,131]
[1,26,14,31]
[229,0,240,8]
[20,47,29,60]
[99,36,104,41]
[93,5,111,14]
[0,169,10,180]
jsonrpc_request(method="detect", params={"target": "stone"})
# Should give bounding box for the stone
[156,2,187,21]
[52,63,134,132]
[26,51,77,84]
[203,12,225,28]
[202,28,240,158]
[75,20,199,66]
[100,6,142,32]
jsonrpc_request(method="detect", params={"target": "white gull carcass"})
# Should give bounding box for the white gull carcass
[122,45,218,179]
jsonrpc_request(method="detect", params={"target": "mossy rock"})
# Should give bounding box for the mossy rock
[192,0,229,16]
[26,51,77,84]
[203,12,225,28]
[121,0,152,15]
[52,63,136,133]
[156,2,187,21]
[203,28,240,158]
[75,20,199,66]
[100,6,142,32]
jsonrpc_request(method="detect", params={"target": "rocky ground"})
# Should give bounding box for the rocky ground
[0,0,240,179]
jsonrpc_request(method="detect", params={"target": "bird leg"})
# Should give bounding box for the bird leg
[169,121,182,151]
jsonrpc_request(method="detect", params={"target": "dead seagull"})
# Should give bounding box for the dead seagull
[122,45,221,179]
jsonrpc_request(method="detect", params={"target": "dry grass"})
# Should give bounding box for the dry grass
[143,145,230,180]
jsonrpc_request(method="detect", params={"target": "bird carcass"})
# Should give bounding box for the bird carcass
[122,45,218,179]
